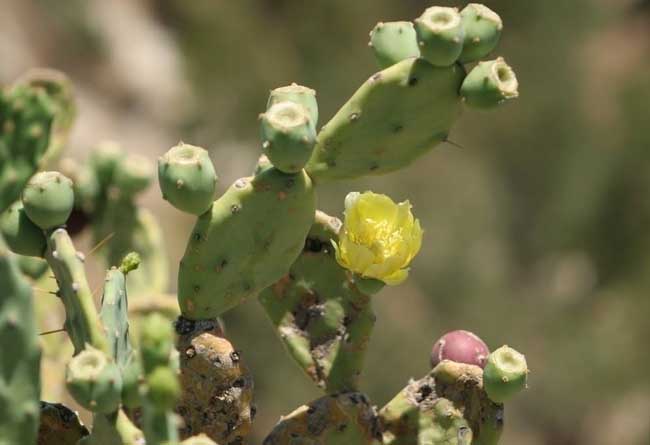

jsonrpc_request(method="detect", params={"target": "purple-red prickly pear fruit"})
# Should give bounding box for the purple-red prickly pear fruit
[430,330,489,368]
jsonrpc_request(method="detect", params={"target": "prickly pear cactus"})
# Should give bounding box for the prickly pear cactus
[0,235,41,445]
[259,211,376,393]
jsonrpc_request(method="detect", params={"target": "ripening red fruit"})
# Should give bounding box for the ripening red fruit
[430,330,490,368]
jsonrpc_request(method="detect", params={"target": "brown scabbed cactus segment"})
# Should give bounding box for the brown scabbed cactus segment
[380,361,503,445]
[175,316,254,444]
[37,401,89,445]
[263,392,381,445]
[430,329,490,369]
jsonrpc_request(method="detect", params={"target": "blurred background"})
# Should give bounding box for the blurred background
[2,0,649,443]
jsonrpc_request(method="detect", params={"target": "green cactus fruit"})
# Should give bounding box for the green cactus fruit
[16,255,49,280]
[0,201,46,257]
[140,313,174,373]
[483,346,528,404]
[90,140,123,187]
[460,58,519,109]
[260,101,317,173]
[0,235,42,445]
[0,84,56,213]
[114,154,153,197]
[259,211,376,393]
[147,366,180,410]
[15,68,76,163]
[369,21,421,69]
[65,346,123,414]
[158,142,218,215]
[414,7,465,67]
[22,171,74,230]
[263,392,380,444]
[181,434,219,445]
[37,401,89,444]
[380,360,504,445]
[176,317,254,443]
[46,228,109,353]
[458,4,503,64]
[178,167,316,319]
[305,58,464,181]
[267,83,319,127]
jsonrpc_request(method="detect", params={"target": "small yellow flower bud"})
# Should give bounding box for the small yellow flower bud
[333,191,423,285]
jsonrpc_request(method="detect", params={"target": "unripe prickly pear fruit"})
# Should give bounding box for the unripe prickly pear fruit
[158,143,217,215]
[260,102,317,173]
[65,346,123,414]
[90,141,123,186]
[483,345,528,403]
[0,201,46,257]
[139,313,174,373]
[458,3,503,63]
[369,21,421,69]
[22,171,74,230]
[430,330,490,369]
[114,154,153,197]
[146,366,180,411]
[414,7,465,67]
[16,255,49,280]
[460,57,519,109]
[267,83,319,127]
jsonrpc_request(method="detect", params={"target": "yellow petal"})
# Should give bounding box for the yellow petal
[382,268,409,285]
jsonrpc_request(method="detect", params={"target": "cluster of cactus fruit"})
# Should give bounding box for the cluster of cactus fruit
[0,4,530,445]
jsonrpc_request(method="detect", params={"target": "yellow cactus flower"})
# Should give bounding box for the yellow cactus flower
[333,191,423,285]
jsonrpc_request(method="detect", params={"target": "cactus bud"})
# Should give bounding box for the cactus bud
[260,101,317,173]
[483,345,528,403]
[369,21,421,69]
[113,154,153,197]
[460,58,518,109]
[267,83,319,128]
[21,171,74,230]
[65,346,123,414]
[458,3,503,63]
[0,201,46,257]
[430,330,490,368]
[158,142,217,215]
[414,7,465,67]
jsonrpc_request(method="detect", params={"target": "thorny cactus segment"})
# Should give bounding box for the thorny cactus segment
[368,21,421,70]
[176,317,254,444]
[430,330,490,369]
[177,167,315,319]
[15,68,76,163]
[0,201,47,257]
[482,346,528,404]
[139,314,180,445]
[267,83,319,128]
[460,58,518,109]
[260,211,376,393]
[158,143,218,215]
[0,235,41,445]
[260,101,317,174]
[65,346,123,414]
[114,154,154,197]
[414,7,465,67]
[37,401,89,445]
[380,360,504,445]
[45,228,109,354]
[0,84,55,213]
[334,192,423,285]
[458,4,503,63]
[263,392,381,445]
[305,58,464,180]
[22,171,74,230]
